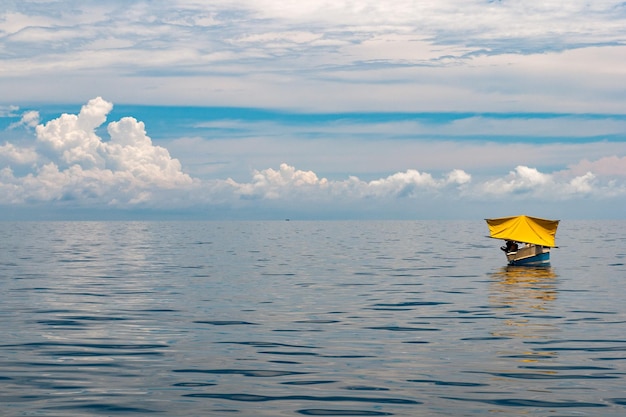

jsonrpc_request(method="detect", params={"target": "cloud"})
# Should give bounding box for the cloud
[567,172,595,194]
[446,169,471,185]
[225,164,469,201]
[565,156,626,177]
[106,117,192,188]
[169,112,626,185]
[363,170,439,197]
[477,165,625,200]
[2,2,626,111]
[235,31,324,46]
[219,161,625,215]
[36,98,111,168]
[0,142,38,165]
[227,163,328,199]
[481,165,555,195]
[0,105,20,118]
[33,97,192,190]
[9,110,40,129]
[1,98,192,207]
[0,98,625,218]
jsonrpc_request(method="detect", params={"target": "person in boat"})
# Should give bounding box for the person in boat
[500,240,518,253]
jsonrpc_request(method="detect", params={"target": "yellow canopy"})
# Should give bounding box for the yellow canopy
[485,215,559,247]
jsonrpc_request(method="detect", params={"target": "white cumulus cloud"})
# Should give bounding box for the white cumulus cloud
[481,166,552,196]
[1,98,192,207]
[567,172,595,194]
[225,164,470,201]
[476,164,624,201]
[0,142,38,165]
[105,117,190,188]
[228,163,329,199]
[9,110,40,129]
[36,97,111,168]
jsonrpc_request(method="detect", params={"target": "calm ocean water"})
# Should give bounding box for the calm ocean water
[1,220,625,416]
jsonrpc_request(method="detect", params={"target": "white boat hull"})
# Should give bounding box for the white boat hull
[506,244,551,266]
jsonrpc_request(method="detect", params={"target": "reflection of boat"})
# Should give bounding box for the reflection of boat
[485,215,559,266]
[491,265,557,282]
[489,266,559,340]
[490,265,558,304]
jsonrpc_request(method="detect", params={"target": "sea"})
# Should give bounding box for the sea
[1,220,625,416]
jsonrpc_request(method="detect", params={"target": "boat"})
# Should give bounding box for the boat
[485,215,560,266]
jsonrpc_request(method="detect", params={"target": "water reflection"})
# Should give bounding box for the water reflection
[491,265,557,280]
[489,266,559,340]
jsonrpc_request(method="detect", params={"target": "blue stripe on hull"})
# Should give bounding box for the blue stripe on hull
[508,252,550,266]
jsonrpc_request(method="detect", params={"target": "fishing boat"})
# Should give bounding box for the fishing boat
[485,215,560,266]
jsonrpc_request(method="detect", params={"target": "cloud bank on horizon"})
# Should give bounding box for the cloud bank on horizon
[1,98,625,219]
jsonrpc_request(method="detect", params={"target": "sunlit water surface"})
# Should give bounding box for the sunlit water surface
[1,221,625,416]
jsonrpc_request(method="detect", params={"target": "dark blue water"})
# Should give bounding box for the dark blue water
[1,221,625,416]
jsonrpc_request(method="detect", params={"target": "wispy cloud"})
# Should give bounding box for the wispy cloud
[2,1,626,111]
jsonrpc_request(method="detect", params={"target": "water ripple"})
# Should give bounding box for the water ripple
[298,410,393,416]
[193,320,260,325]
[173,369,310,377]
[408,379,488,387]
[365,326,439,332]
[470,371,620,380]
[442,397,608,408]
[44,404,161,413]
[183,393,421,404]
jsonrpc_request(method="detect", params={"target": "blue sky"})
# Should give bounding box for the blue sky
[1,1,626,219]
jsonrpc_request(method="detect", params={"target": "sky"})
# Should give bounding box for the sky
[1,0,626,220]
